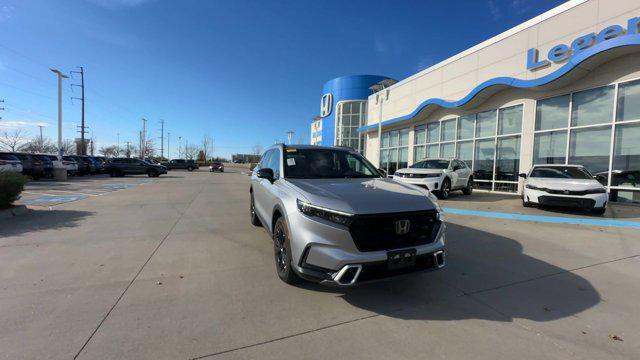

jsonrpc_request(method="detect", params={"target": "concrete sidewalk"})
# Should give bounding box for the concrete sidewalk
[1,170,638,359]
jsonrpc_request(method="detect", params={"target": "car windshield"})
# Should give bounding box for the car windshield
[530,166,593,179]
[410,160,449,169]
[284,148,380,179]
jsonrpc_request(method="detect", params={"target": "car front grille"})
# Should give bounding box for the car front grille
[349,210,441,252]
[395,173,439,178]
[545,189,591,196]
[538,196,596,209]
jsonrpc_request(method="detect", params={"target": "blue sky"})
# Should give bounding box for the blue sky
[0,0,566,158]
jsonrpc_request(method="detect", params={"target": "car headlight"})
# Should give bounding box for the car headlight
[296,199,354,226]
[526,184,546,191]
[584,187,607,194]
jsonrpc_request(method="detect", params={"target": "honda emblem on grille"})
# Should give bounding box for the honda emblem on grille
[395,220,411,235]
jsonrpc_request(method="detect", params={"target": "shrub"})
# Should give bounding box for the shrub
[0,172,28,209]
[249,163,258,171]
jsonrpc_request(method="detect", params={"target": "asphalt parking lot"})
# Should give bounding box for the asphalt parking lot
[1,168,639,360]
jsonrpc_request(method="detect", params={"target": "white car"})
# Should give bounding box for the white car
[61,155,79,176]
[520,164,608,214]
[393,158,473,199]
[0,152,23,173]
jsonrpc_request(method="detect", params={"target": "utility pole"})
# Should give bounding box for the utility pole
[159,119,164,160]
[141,118,147,160]
[37,125,44,145]
[124,141,131,158]
[286,130,294,145]
[178,136,182,158]
[167,132,171,160]
[70,67,86,155]
[50,68,68,157]
[117,133,120,156]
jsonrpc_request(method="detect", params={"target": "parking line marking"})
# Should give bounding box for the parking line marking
[442,207,640,229]
[23,196,87,204]
[43,189,102,197]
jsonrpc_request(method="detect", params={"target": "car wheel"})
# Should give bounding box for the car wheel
[147,170,158,177]
[110,170,117,177]
[250,193,262,226]
[591,207,606,215]
[437,178,451,200]
[522,196,532,207]
[273,217,300,284]
[187,166,194,172]
[462,178,473,195]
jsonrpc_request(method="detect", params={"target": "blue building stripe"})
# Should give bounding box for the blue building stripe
[358,34,640,132]
[442,207,640,229]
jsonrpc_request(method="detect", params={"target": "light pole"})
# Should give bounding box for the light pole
[50,68,68,157]
[286,130,294,144]
[178,136,182,158]
[167,132,171,160]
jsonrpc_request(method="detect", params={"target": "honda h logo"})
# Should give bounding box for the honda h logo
[320,93,332,117]
[394,220,410,235]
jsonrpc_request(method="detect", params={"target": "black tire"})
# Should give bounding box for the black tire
[110,170,117,177]
[250,192,261,226]
[187,166,194,172]
[591,207,606,215]
[462,178,473,195]
[522,196,532,207]
[437,178,451,200]
[273,217,300,284]
[148,170,158,177]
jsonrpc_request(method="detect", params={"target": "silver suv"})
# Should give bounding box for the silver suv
[250,145,446,286]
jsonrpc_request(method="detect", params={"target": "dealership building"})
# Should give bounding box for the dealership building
[311,0,640,203]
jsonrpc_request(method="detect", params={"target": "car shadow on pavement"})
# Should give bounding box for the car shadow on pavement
[300,223,601,323]
[0,209,93,237]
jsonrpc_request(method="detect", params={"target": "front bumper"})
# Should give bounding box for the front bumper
[524,189,608,209]
[290,211,446,286]
[393,175,442,191]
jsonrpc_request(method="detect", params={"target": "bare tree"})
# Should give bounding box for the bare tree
[0,129,28,152]
[184,144,198,160]
[201,134,212,160]
[99,145,118,157]
[61,139,76,155]
[252,144,263,155]
[142,139,155,159]
[20,136,57,153]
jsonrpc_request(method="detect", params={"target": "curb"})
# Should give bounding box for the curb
[0,205,29,219]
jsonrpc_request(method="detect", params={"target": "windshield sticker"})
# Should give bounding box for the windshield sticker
[287,158,296,166]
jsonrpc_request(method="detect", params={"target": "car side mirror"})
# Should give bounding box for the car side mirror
[257,168,275,182]
[518,173,527,179]
[377,168,387,177]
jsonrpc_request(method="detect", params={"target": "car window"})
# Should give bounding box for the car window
[0,153,19,161]
[530,166,593,179]
[284,148,379,179]
[258,150,272,171]
[411,159,449,169]
[268,149,281,178]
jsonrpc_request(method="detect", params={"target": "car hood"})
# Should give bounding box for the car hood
[395,168,445,175]
[285,178,436,215]
[528,177,604,190]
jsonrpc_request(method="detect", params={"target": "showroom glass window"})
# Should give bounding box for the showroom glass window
[533,79,640,203]
[411,104,523,193]
[380,128,409,175]
[336,101,367,153]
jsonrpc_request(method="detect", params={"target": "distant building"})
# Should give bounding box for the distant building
[232,154,261,163]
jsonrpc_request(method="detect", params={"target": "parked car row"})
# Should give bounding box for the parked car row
[0,152,169,179]
[389,156,609,215]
